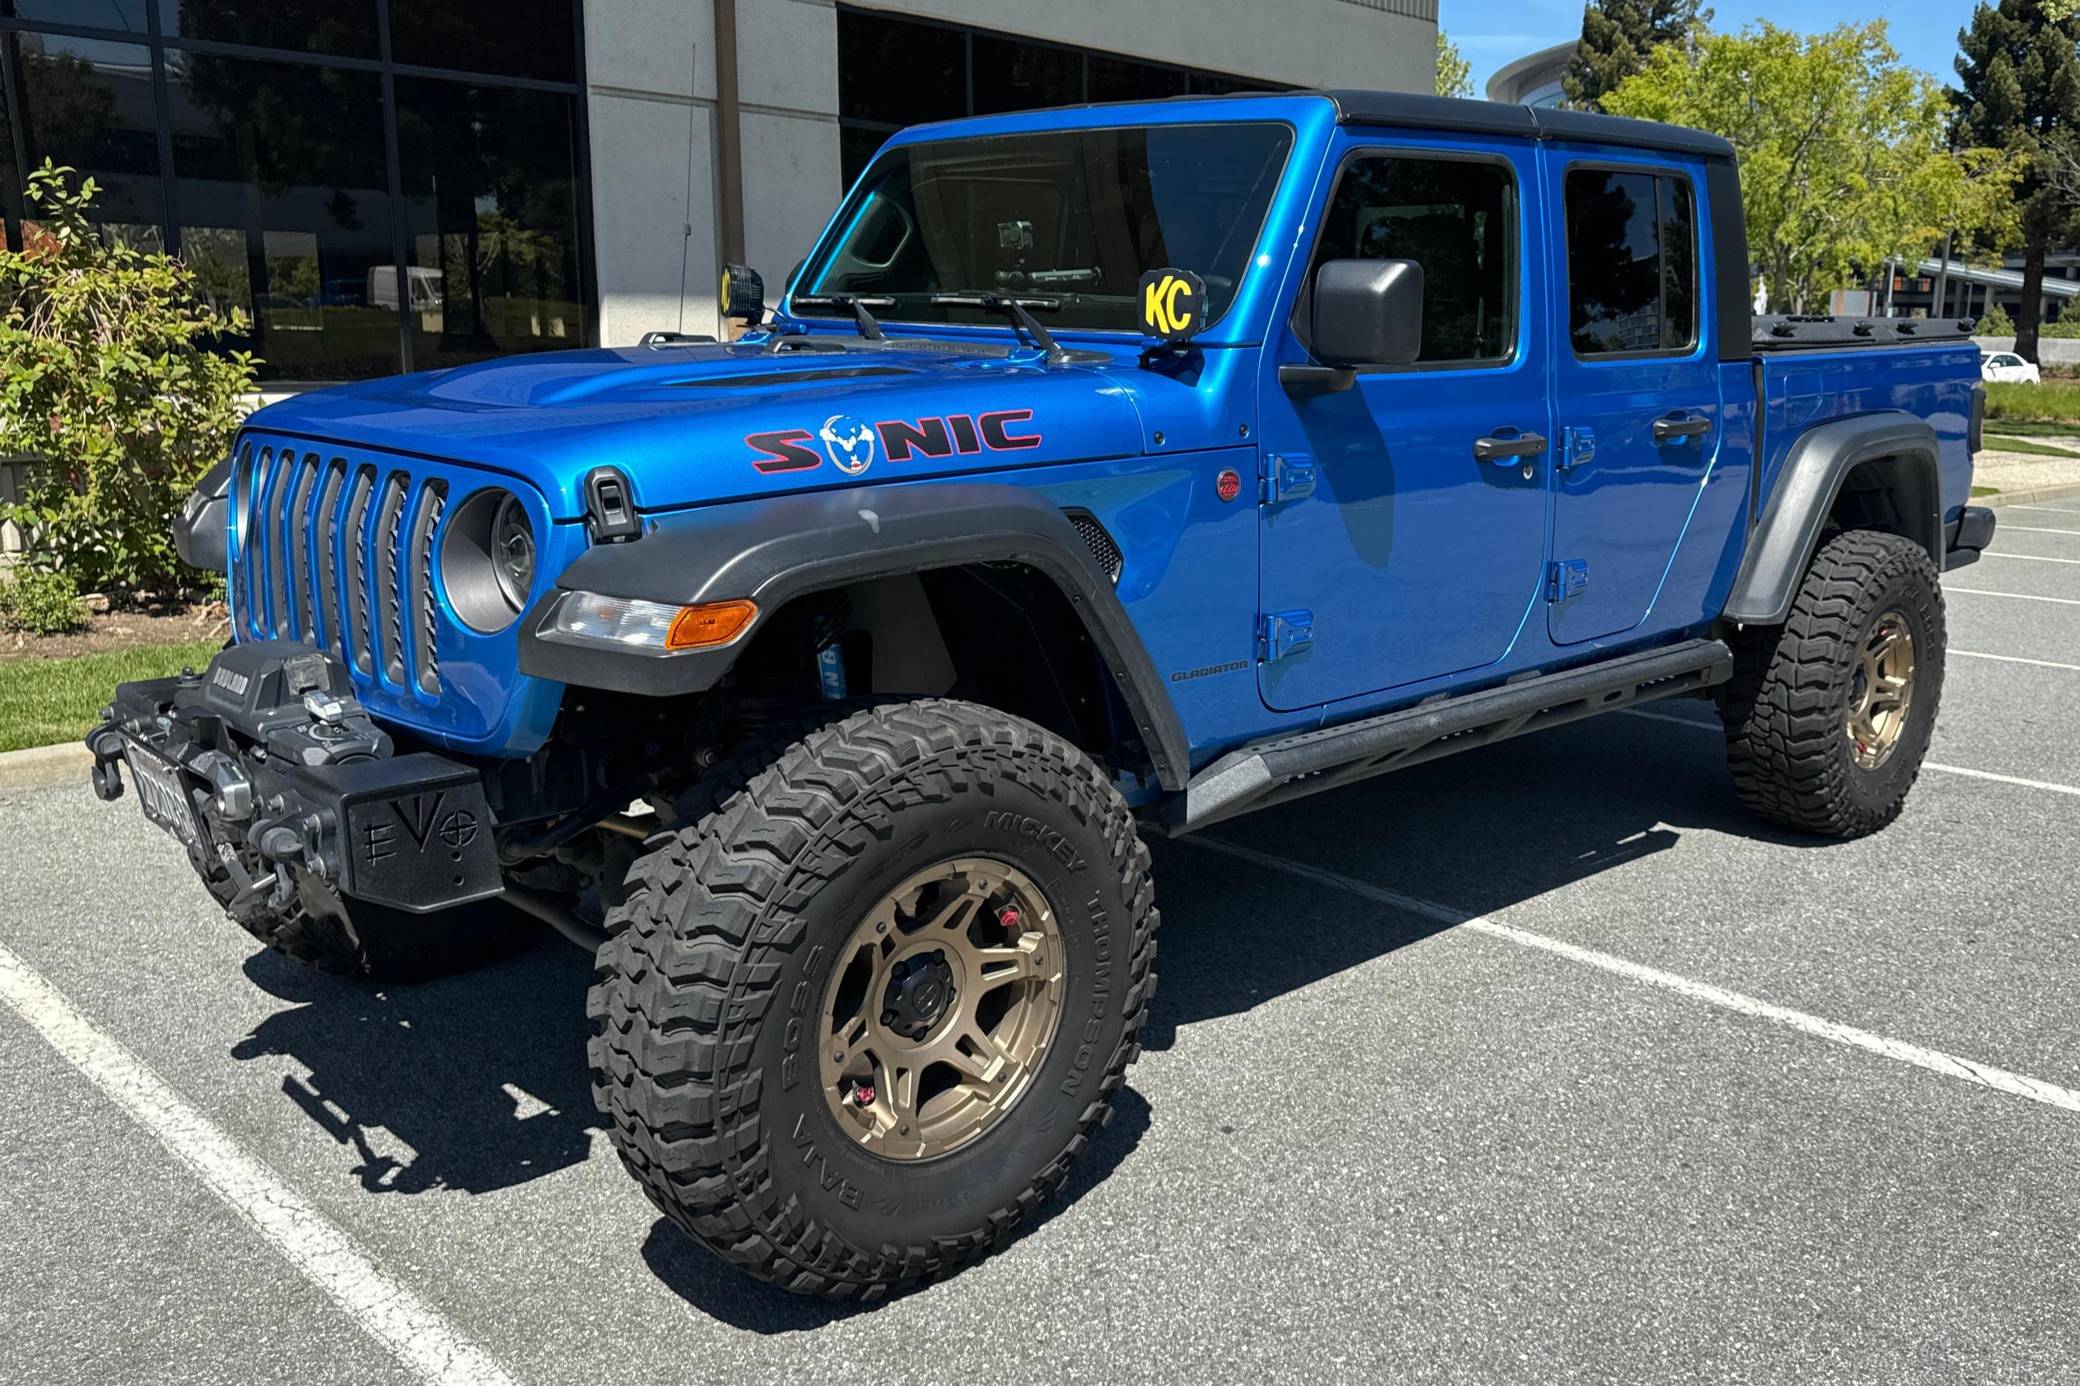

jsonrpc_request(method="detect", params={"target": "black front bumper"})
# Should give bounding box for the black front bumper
[1945,504,1998,571]
[87,641,502,916]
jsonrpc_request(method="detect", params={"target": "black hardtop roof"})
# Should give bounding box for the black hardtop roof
[1317,91,1735,161]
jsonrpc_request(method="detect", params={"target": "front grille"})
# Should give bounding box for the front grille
[235,444,450,697]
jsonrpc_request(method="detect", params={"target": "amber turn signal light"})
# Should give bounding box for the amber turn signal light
[665,599,758,650]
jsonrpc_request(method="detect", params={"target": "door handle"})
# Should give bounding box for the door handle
[1652,413,1712,443]
[1473,431,1547,463]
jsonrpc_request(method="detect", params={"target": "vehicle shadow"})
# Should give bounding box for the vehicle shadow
[234,934,600,1195]
[222,698,1826,1316]
[1137,702,1833,1052]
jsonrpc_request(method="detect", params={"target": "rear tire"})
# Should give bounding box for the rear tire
[1717,529,1945,838]
[588,699,1157,1298]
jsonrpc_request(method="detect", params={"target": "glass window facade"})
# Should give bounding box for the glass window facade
[835,6,1288,187]
[0,2,594,381]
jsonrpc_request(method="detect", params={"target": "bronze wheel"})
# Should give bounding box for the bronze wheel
[1720,530,1944,838]
[1846,608,1916,770]
[818,857,1065,1162]
[590,699,1157,1298]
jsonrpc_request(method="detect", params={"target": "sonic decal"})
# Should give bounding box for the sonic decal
[749,410,1043,474]
[819,415,878,475]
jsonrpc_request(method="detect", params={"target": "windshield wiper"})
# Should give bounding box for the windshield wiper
[928,293,1066,361]
[791,293,891,341]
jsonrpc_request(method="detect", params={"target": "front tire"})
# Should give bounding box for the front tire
[588,700,1157,1298]
[1718,529,1945,837]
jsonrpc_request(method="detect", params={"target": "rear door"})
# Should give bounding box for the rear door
[1545,153,1723,645]
[1255,134,1552,711]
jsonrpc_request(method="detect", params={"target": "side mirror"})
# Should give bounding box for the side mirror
[1311,258,1423,367]
[720,263,764,325]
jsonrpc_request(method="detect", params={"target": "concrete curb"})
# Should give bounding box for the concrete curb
[1981,480,2080,508]
[0,741,90,794]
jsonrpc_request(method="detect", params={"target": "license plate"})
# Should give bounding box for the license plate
[123,740,200,848]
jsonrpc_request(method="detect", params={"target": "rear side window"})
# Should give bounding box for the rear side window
[1302,153,1517,365]
[1565,168,1697,356]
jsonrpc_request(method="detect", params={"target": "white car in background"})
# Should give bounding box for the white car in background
[1982,351,2042,384]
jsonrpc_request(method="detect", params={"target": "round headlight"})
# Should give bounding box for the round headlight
[442,488,536,633]
[491,493,535,611]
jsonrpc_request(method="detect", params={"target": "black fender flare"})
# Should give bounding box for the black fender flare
[517,482,1191,790]
[1722,413,1943,625]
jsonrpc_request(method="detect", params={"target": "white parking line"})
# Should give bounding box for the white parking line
[0,943,518,1386]
[1954,649,2080,673]
[1619,707,2080,798]
[1979,551,2080,566]
[1944,586,2080,607]
[2004,503,2080,516]
[1186,836,2080,1115]
[1997,524,2080,537]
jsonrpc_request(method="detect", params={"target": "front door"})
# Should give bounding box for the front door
[1545,152,1724,645]
[1256,136,1552,712]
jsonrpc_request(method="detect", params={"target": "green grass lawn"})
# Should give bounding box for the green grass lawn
[1983,433,2080,458]
[0,640,222,754]
[1985,378,2080,427]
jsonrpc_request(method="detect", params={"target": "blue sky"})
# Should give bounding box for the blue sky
[1450,0,1985,97]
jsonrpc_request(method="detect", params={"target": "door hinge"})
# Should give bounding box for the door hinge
[1548,559,1589,604]
[1261,452,1317,505]
[1258,609,1314,662]
[1561,426,1597,473]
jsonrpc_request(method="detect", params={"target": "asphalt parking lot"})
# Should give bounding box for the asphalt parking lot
[5,504,2080,1385]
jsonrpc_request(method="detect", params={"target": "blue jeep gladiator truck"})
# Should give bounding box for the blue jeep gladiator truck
[89,91,1993,1297]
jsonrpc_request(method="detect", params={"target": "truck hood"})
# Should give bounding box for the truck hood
[244,341,1149,519]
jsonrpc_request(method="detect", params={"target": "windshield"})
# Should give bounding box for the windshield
[793,123,1293,334]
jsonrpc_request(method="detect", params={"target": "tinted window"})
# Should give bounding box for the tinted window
[1303,154,1516,364]
[7,1,147,31]
[390,0,577,82]
[801,124,1292,333]
[158,0,380,58]
[1566,168,1697,356]
[837,9,965,129]
[395,78,589,370]
[970,35,1081,116]
[166,52,398,379]
[1089,56,1187,104]
[8,33,165,245]
[831,5,1292,194]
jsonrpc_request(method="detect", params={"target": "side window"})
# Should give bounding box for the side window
[1565,168,1698,356]
[1302,153,1517,365]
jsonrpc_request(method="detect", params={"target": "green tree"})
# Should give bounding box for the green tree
[1563,0,1708,111]
[1437,32,1473,99]
[1604,20,2020,313]
[0,165,255,594]
[1953,0,2080,361]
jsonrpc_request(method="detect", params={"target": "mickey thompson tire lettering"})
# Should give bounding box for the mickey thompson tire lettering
[1717,529,1945,839]
[586,699,1158,1299]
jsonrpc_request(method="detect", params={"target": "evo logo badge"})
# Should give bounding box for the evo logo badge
[748,410,1043,475]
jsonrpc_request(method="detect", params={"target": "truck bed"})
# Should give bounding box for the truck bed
[1753,317,1983,526]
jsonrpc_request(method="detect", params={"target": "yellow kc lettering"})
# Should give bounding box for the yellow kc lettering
[1144,274,1195,336]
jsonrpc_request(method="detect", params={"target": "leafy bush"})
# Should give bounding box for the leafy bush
[0,162,255,596]
[1976,303,2014,337]
[0,566,87,635]
[2036,317,2080,338]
